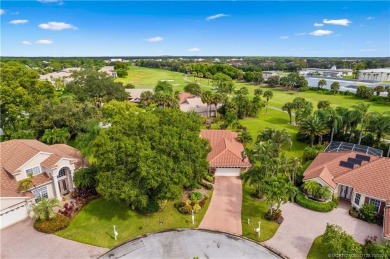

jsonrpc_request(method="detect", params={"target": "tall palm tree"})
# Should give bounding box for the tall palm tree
[263,90,273,113]
[282,102,295,124]
[237,130,253,145]
[352,102,370,145]
[242,165,268,197]
[201,90,213,117]
[205,72,212,85]
[288,157,301,184]
[300,115,330,146]
[316,107,343,142]
[33,198,59,221]
[367,112,390,143]
[18,173,36,192]
[330,82,340,94]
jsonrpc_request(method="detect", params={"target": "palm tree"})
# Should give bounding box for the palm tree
[237,130,253,145]
[282,102,295,124]
[242,165,268,197]
[330,82,340,94]
[367,112,390,143]
[42,128,70,144]
[302,180,320,197]
[254,88,263,96]
[140,90,154,107]
[288,157,301,184]
[352,102,370,145]
[201,90,213,117]
[18,173,36,192]
[205,72,212,85]
[212,93,225,116]
[263,90,273,113]
[316,107,343,142]
[33,198,59,221]
[257,128,292,153]
[300,115,330,146]
[374,85,385,96]
[317,79,327,90]
[192,71,198,81]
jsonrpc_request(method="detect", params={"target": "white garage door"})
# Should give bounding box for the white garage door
[215,168,241,176]
[0,204,28,229]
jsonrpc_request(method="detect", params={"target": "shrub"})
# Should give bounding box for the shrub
[204,175,214,183]
[349,208,359,218]
[359,204,378,223]
[199,196,208,207]
[189,192,203,201]
[34,214,70,234]
[136,198,161,214]
[322,224,362,257]
[302,145,325,162]
[295,192,337,212]
[199,181,213,190]
[265,209,282,221]
[193,204,201,213]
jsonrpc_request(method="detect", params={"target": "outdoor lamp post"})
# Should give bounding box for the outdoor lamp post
[258,221,261,238]
[191,210,195,225]
[113,225,118,240]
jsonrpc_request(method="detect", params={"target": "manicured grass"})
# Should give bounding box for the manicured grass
[307,235,328,259]
[56,192,212,248]
[240,109,307,158]
[241,185,279,242]
[235,82,389,113]
[115,66,213,92]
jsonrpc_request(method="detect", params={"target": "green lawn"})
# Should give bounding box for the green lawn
[235,82,389,113]
[56,192,212,248]
[240,109,307,158]
[241,185,279,242]
[307,235,328,259]
[115,66,213,92]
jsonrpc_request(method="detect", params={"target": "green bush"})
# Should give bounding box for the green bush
[200,181,213,190]
[34,214,70,233]
[359,204,378,223]
[136,198,161,215]
[295,192,338,212]
[189,191,203,201]
[303,145,325,162]
[193,204,201,213]
[204,175,214,183]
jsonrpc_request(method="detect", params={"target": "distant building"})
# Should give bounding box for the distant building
[300,66,353,78]
[358,68,390,82]
[125,89,154,103]
[39,67,81,84]
[262,71,278,81]
[179,92,220,117]
[99,66,117,78]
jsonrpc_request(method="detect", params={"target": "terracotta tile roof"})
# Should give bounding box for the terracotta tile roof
[303,152,390,201]
[200,130,251,167]
[0,139,82,197]
[384,206,390,239]
[179,92,196,104]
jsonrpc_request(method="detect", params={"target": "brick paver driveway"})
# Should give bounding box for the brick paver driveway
[0,219,108,259]
[264,201,382,259]
[199,176,242,235]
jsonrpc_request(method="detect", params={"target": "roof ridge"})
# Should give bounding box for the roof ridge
[209,139,228,162]
[306,152,354,174]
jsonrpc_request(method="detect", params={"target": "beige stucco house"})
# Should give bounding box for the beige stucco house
[0,139,84,229]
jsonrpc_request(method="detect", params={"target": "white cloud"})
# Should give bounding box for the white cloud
[21,41,32,45]
[206,13,228,21]
[360,49,376,52]
[280,36,288,40]
[36,39,54,45]
[309,30,334,36]
[314,23,323,27]
[0,9,5,15]
[366,17,374,20]
[145,36,163,42]
[323,19,351,26]
[9,19,28,25]
[188,47,200,52]
[295,32,306,36]
[39,22,77,31]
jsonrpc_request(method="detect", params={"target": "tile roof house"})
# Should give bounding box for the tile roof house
[179,92,220,117]
[0,139,84,229]
[303,151,390,240]
[125,89,154,103]
[200,130,251,176]
[99,66,117,78]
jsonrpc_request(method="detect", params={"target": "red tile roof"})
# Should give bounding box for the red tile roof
[0,139,82,198]
[178,92,196,104]
[303,152,390,201]
[384,206,390,239]
[200,130,251,168]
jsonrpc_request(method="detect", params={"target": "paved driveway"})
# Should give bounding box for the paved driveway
[264,201,382,259]
[0,219,108,259]
[199,176,243,235]
[100,229,279,259]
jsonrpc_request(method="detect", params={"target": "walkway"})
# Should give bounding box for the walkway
[199,176,243,235]
[0,219,108,259]
[100,229,280,259]
[264,201,382,259]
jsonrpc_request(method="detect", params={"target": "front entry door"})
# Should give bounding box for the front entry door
[59,179,69,195]
[339,185,352,200]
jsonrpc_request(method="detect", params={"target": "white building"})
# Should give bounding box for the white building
[300,66,353,78]
[358,68,390,82]
[0,140,84,229]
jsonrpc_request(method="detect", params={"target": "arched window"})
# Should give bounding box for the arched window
[58,167,66,178]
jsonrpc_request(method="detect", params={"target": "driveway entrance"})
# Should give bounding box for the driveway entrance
[199,176,243,235]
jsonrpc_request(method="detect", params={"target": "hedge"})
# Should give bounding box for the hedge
[34,214,70,233]
[295,192,338,212]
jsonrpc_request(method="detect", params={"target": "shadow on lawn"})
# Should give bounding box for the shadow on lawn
[81,199,133,221]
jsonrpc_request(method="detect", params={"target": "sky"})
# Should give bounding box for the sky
[1,1,389,57]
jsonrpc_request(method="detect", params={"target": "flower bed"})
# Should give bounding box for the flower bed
[34,214,70,234]
[175,191,209,214]
[295,192,338,212]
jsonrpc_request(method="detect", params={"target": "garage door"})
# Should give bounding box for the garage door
[0,204,28,229]
[215,168,241,176]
